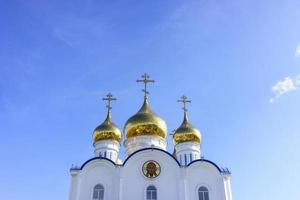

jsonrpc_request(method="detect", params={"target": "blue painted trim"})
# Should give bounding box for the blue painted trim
[79,148,222,173]
[187,159,222,172]
[122,147,181,166]
[80,157,116,170]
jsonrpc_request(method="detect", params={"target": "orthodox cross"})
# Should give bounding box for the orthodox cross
[102,93,116,111]
[136,73,155,99]
[177,95,191,112]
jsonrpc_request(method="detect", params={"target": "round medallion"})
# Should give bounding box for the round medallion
[142,160,161,178]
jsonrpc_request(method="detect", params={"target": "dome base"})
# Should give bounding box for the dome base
[124,135,167,157]
[94,139,120,162]
[175,142,201,166]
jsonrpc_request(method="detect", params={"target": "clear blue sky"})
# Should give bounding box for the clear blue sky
[0,0,300,199]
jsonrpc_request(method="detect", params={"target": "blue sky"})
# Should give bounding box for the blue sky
[0,0,300,199]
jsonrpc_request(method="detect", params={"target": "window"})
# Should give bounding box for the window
[104,151,106,158]
[184,154,187,165]
[190,153,193,162]
[93,184,104,200]
[198,186,209,200]
[180,155,182,165]
[146,185,157,200]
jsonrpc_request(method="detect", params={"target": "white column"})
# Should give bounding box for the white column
[223,174,232,200]
[69,169,80,200]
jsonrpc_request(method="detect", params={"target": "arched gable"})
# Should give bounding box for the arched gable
[188,159,222,172]
[80,157,116,170]
[122,147,180,166]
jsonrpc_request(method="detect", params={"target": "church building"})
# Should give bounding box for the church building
[68,74,232,200]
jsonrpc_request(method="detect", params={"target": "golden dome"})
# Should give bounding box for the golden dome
[173,109,201,145]
[93,111,122,143]
[124,98,167,139]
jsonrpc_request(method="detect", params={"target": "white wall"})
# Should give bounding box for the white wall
[69,149,231,200]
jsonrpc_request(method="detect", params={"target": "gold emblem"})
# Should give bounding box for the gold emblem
[142,160,161,178]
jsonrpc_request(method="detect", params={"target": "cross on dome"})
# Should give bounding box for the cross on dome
[102,93,116,111]
[136,73,155,99]
[177,95,191,112]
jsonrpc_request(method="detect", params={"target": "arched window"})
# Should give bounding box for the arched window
[146,185,157,200]
[198,186,209,200]
[93,184,104,200]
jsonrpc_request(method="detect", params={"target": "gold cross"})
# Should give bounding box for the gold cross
[177,95,191,112]
[102,93,116,111]
[136,73,155,99]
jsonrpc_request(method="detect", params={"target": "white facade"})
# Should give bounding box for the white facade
[69,147,232,200]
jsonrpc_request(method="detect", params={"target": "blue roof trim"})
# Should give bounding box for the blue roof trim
[122,147,181,166]
[80,157,116,170]
[78,148,222,173]
[187,159,222,172]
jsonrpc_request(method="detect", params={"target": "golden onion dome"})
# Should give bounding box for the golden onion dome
[124,98,167,139]
[93,93,122,144]
[93,111,122,143]
[173,95,201,145]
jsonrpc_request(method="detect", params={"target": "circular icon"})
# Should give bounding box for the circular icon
[142,160,161,178]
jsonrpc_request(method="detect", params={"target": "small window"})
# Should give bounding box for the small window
[146,185,157,200]
[180,155,182,164]
[104,151,107,158]
[198,186,209,200]
[184,154,187,165]
[93,184,104,200]
[190,153,193,162]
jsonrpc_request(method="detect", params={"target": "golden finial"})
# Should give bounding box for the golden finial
[102,93,116,121]
[102,93,116,111]
[177,95,191,124]
[177,95,191,112]
[136,73,155,99]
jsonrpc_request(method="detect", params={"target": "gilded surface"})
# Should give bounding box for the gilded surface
[173,126,201,145]
[142,160,161,178]
[93,128,122,143]
[94,93,122,143]
[173,112,201,145]
[93,113,122,143]
[126,124,166,138]
[124,99,167,139]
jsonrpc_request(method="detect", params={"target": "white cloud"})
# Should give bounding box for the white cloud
[269,75,300,103]
[295,45,300,57]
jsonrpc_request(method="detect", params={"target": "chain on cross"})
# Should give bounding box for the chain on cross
[102,93,117,111]
[177,95,191,112]
[136,73,155,99]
